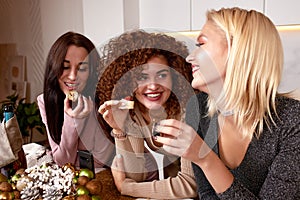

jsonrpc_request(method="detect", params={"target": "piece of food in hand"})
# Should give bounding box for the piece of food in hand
[68,90,79,102]
[98,98,134,113]
[118,99,134,109]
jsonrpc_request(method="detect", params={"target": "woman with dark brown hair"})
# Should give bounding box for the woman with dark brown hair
[97,30,198,199]
[37,31,114,171]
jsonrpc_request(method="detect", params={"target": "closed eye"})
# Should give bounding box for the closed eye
[195,43,204,47]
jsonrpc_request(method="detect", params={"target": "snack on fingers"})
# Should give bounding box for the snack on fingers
[98,99,134,113]
[118,99,134,109]
[68,90,79,102]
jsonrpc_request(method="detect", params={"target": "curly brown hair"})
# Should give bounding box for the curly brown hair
[95,30,194,135]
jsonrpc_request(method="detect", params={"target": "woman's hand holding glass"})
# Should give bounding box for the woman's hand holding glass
[154,119,211,165]
[64,94,93,118]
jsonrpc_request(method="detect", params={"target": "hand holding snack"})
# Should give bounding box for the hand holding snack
[98,97,134,132]
[68,90,79,102]
[64,91,93,118]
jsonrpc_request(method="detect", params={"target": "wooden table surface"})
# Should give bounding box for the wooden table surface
[94,169,136,200]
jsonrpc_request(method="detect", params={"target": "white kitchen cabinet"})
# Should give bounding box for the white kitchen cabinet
[191,0,264,30]
[139,0,191,32]
[82,0,124,47]
[265,0,300,25]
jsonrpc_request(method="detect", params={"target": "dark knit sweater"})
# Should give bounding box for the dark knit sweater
[186,92,300,200]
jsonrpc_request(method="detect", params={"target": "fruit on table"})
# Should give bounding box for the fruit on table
[0,191,14,200]
[79,169,94,179]
[62,195,76,200]
[91,195,101,200]
[77,194,92,200]
[85,179,102,195]
[0,173,8,183]
[13,190,20,199]
[0,181,13,192]
[78,176,90,186]
[77,185,90,196]
[10,174,21,184]
[73,176,79,184]
[3,163,107,199]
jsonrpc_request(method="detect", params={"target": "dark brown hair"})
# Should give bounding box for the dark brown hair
[43,31,100,144]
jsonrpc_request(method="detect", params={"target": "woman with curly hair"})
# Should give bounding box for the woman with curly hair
[97,30,198,199]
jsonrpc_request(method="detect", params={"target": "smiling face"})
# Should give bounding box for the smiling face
[58,45,90,95]
[134,55,172,110]
[186,21,228,95]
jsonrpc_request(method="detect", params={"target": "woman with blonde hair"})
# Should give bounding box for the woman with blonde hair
[152,7,300,199]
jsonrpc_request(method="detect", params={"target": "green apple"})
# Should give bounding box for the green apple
[73,177,78,184]
[91,195,101,200]
[79,169,94,179]
[76,185,90,196]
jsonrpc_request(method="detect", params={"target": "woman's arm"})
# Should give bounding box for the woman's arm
[37,94,82,166]
[119,158,197,199]
[78,111,115,168]
[155,119,234,192]
[218,126,300,199]
[115,135,148,181]
[156,118,300,199]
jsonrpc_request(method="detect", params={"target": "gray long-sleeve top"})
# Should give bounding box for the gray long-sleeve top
[187,92,300,200]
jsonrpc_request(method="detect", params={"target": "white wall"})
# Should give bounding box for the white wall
[0,0,43,102]
[40,0,84,60]
[82,0,124,48]
[277,28,300,94]
[0,0,124,102]
[1,0,300,103]
[139,0,191,32]
[265,0,300,25]
[191,0,264,30]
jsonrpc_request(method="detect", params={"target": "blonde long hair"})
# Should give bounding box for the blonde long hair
[207,7,283,137]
